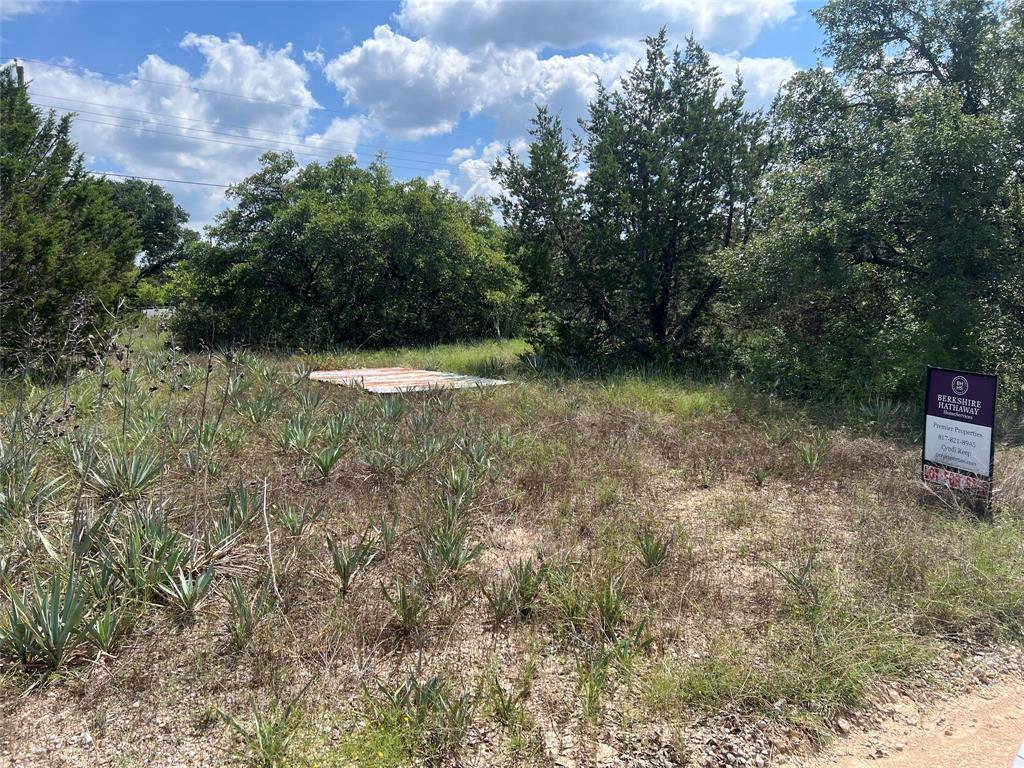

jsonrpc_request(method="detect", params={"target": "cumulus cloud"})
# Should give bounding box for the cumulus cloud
[433,138,528,200]
[324,23,792,142]
[397,0,796,52]
[303,46,326,66]
[709,52,798,107]
[325,26,636,139]
[23,34,337,227]
[1,0,45,20]
[325,25,480,138]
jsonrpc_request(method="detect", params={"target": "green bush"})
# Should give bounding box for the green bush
[173,152,523,350]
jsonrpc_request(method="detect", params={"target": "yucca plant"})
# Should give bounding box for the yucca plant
[544,567,592,638]
[483,558,547,624]
[273,503,323,537]
[158,565,216,622]
[236,391,282,425]
[203,510,244,558]
[439,464,476,510]
[223,373,251,402]
[309,445,344,479]
[109,515,188,600]
[85,554,119,601]
[366,674,474,758]
[86,598,132,653]
[634,524,671,570]
[277,414,318,452]
[226,482,255,527]
[0,454,64,520]
[377,396,408,423]
[381,578,426,635]
[486,674,529,729]
[0,571,91,671]
[323,412,354,443]
[797,439,827,472]
[224,576,274,651]
[326,533,373,595]
[417,519,482,585]
[371,511,399,558]
[222,700,299,768]
[167,418,193,448]
[294,386,322,413]
[86,444,164,501]
[595,575,626,640]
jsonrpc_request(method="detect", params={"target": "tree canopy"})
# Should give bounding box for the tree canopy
[728,0,1024,397]
[106,177,194,284]
[173,152,521,349]
[493,32,770,362]
[0,66,139,372]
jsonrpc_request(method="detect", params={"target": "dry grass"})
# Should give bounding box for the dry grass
[1,322,1022,767]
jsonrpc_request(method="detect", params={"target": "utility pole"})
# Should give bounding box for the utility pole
[14,58,25,86]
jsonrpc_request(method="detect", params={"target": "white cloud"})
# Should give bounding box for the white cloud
[24,34,331,228]
[1,0,44,20]
[325,26,635,139]
[324,25,791,142]
[397,0,796,52]
[435,138,528,201]
[303,46,326,67]
[709,52,799,108]
[303,116,366,158]
[325,25,480,139]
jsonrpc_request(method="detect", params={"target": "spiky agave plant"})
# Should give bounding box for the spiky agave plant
[158,565,216,622]
[0,451,65,520]
[86,443,164,501]
[224,576,274,651]
[273,503,323,537]
[326,533,373,595]
[110,514,189,600]
[381,578,425,634]
[0,571,92,671]
[309,445,344,479]
[221,699,300,768]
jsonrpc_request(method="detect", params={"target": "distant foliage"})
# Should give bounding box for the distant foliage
[173,152,523,349]
[106,177,197,306]
[727,0,1024,399]
[0,66,139,373]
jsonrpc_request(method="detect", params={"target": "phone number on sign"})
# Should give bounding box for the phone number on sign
[922,464,989,495]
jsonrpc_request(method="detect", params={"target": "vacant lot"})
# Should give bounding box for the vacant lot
[1,328,1022,767]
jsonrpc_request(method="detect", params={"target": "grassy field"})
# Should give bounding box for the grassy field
[1,324,1022,767]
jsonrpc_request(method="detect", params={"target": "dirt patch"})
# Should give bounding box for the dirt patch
[788,675,1024,768]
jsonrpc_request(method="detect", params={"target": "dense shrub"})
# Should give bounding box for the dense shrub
[0,66,139,373]
[726,0,1024,400]
[173,152,522,350]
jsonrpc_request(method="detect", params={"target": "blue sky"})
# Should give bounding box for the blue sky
[3,1,825,226]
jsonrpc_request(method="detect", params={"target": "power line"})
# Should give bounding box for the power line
[46,106,495,181]
[30,92,463,164]
[14,55,493,144]
[86,170,230,188]
[33,101,450,171]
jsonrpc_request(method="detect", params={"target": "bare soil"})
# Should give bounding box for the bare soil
[790,675,1024,768]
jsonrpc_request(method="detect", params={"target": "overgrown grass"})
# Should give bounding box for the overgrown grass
[0,322,1021,765]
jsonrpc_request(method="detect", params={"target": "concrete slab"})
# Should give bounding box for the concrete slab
[309,367,509,394]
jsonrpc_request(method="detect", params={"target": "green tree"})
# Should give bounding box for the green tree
[730,0,1024,398]
[493,32,770,361]
[106,177,193,283]
[0,66,139,372]
[173,152,521,349]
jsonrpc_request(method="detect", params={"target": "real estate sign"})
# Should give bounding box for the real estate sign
[922,367,997,498]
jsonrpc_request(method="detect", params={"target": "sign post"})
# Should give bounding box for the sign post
[921,367,997,511]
